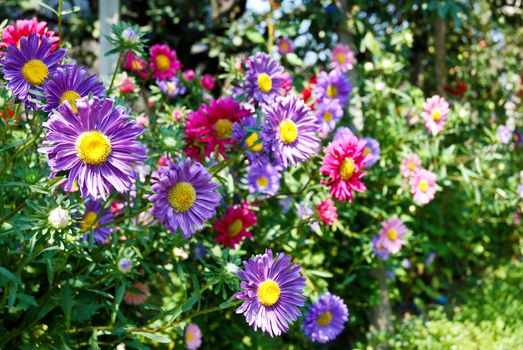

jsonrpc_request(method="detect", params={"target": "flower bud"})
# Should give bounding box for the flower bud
[48,207,71,229]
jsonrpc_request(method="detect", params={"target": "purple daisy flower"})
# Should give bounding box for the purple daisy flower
[41,96,147,199]
[513,130,522,145]
[243,52,285,104]
[118,258,133,273]
[43,64,105,113]
[262,95,320,167]
[232,115,266,163]
[1,34,66,108]
[313,70,352,107]
[497,125,511,144]
[157,77,186,97]
[80,200,114,244]
[247,160,282,198]
[303,292,349,343]
[362,137,380,167]
[235,249,306,337]
[315,99,343,138]
[149,158,221,238]
[372,235,390,260]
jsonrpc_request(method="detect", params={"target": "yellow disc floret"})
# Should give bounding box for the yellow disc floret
[257,176,269,188]
[76,131,112,165]
[246,133,263,152]
[22,59,49,86]
[168,182,197,213]
[257,73,272,93]
[340,157,355,180]
[257,279,281,307]
[228,219,243,237]
[278,119,298,144]
[432,110,441,121]
[215,119,233,139]
[156,54,170,71]
[419,180,428,193]
[60,90,81,113]
[326,84,338,98]
[323,112,333,122]
[387,229,398,240]
[317,311,333,326]
[337,53,346,63]
[80,211,99,231]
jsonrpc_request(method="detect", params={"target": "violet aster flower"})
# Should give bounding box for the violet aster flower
[362,137,380,167]
[333,126,354,142]
[247,160,282,198]
[41,97,147,199]
[157,77,186,97]
[422,95,449,135]
[330,44,357,72]
[149,158,221,238]
[44,64,105,113]
[1,34,66,108]
[242,52,285,104]
[235,249,306,337]
[297,203,320,231]
[497,125,511,144]
[263,95,320,167]
[315,99,343,138]
[313,70,352,107]
[303,292,349,343]
[410,169,437,205]
[232,115,266,163]
[377,217,408,254]
[513,130,522,145]
[372,236,390,260]
[80,200,114,244]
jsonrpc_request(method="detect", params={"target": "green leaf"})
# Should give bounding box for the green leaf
[245,29,265,44]
[285,53,303,66]
[132,332,171,343]
[0,267,22,286]
[61,284,73,329]
[181,293,199,312]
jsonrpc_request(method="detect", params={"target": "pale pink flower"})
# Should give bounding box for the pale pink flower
[422,95,449,135]
[330,44,357,72]
[410,169,437,205]
[185,323,202,350]
[378,217,408,254]
[400,154,422,178]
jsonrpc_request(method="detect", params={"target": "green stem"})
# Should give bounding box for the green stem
[57,0,63,46]
[108,50,124,93]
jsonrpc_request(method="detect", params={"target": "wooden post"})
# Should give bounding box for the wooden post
[99,0,120,79]
[371,263,393,348]
[435,15,447,95]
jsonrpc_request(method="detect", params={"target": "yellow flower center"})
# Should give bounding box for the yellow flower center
[186,331,194,342]
[80,211,98,231]
[215,119,233,139]
[59,90,81,113]
[228,218,243,237]
[363,147,371,156]
[323,111,333,122]
[408,162,415,171]
[326,84,338,98]
[246,133,263,152]
[337,53,346,63]
[432,110,441,121]
[317,311,333,326]
[76,131,112,166]
[513,134,519,141]
[257,72,272,93]
[377,243,384,251]
[168,182,196,213]
[340,157,355,180]
[419,180,428,193]
[156,54,170,71]
[131,60,143,70]
[388,229,398,240]
[278,119,298,144]
[257,279,280,307]
[167,84,176,93]
[21,59,49,86]
[257,176,269,188]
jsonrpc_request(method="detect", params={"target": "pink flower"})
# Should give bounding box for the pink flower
[330,44,357,72]
[124,282,150,305]
[171,108,184,122]
[135,115,150,127]
[513,211,520,225]
[118,76,137,94]
[320,136,368,202]
[2,18,60,51]
[277,38,293,55]
[410,169,437,205]
[185,323,202,350]
[149,44,182,81]
[400,154,421,178]
[316,198,338,225]
[200,74,216,91]
[183,69,196,81]
[214,202,257,248]
[378,217,408,254]
[121,51,149,79]
[422,95,449,135]
[111,202,125,216]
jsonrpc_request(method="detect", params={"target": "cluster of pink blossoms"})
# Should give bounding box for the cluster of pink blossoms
[401,154,437,205]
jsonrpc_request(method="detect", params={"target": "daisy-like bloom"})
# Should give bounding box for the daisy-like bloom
[185,323,202,350]
[496,125,511,144]
[262,95,320,167]
[80,200,114,244]
[184,97,251,160]
[315,99,343,138]
[362,137,380,167]
[400,154,421,178]
[149,44,182,81]
[277,38,293,55]
[157,77,186,97]
[121,50,148,79]
[313,70,352,107]
[1,34,66,107]
[118,258,132,273]
[330,44,356,72]
[422,95,449,135]
[149,158,221,238]
[1,18,60,51]
[43,64,105,113]
[303,292,349,343]
[513,130,522,145]
[247,161,282,198]
[377,217,408,254]
[316,198,338,225]
[41,97,146,199]
[214,202,257,248]
[320,136,368,202]
[116,73,138,95]
[200,74,216,91]
[371,236,390,260]
[235,249,306,337]
[410,169,437,205]
[124,282,150,305]
[333,126,354,142]
[243,52,285,104]
[232,116,266,163]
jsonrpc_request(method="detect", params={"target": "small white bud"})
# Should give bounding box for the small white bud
[48,207,70,229]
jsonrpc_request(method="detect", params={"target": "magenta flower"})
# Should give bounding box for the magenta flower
[277,38,293,55]
[200,74,216,90]
[149,44,182,81]
[400,154,421,178]
[422,95,449,135]
[410,169,437,205]
[330,44,356,72]
[377,217,408,254]
[316,198,338,225]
